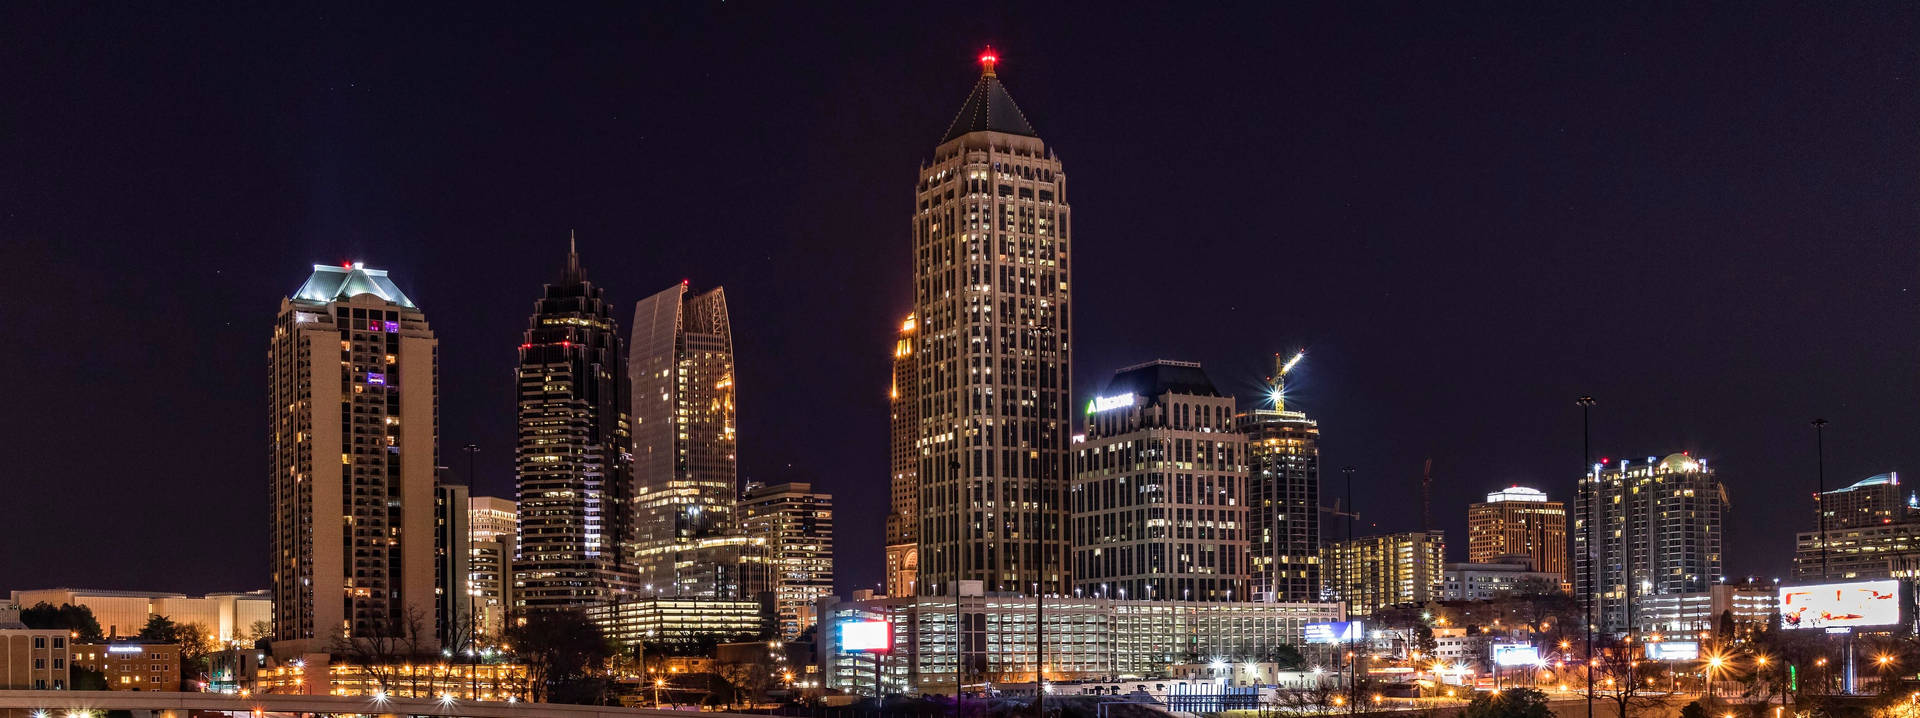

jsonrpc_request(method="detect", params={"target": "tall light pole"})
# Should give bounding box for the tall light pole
[461,442,480,699]
[1812,419,1829,579]
[1576,396,1596,718]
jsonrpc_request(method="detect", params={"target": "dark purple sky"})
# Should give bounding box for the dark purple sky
[3,3,1916,596]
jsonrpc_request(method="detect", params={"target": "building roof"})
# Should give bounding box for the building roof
[1829,472,1900,493]
[1102,360,1221,399]
[941,72,1037,144]
[1656,453,1701,473]
[292,263,416,308]
[1484,486,1548,503]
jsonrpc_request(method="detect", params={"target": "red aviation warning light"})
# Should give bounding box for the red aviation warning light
[979,46,999,76]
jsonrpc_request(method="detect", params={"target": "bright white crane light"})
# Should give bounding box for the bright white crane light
[1279,350,1306,376]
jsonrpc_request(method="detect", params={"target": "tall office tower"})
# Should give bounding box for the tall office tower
[467,496,516,639]
[1321,532,1446,618]
[740,482,836,638]
[514,241,636,610]
[433,482,472,646]
[1818,472,1912,530]
[1072,361,1249,601]
[1466,486,1568,584]
[630,282,738,593]
[884,314,920,597]
[268,263,438,654]
[1238,352,1319,603]
[913,49,1073,596]
[1574,453,1727,634]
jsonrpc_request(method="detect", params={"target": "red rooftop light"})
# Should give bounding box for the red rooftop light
[979,47,998,75]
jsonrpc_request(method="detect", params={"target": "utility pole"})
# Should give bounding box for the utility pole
[1576,396,1596,718]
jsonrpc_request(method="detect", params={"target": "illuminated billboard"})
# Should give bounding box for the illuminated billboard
[1779,580,1903,630]
[1644,641,1700,661]
[840,621,891,652]
[1305,621,1364,644]
[1492,644,1540,667]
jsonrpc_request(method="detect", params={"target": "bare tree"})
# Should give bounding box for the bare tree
[1585,637,1672,718]
[328,606,430,695]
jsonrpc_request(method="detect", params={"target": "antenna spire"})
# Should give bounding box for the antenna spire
[564,229,583,282]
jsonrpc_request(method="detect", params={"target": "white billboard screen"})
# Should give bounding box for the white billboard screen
[1492,644,1539,666]
[1779,580,1902,630]
[840,621,891,652]
[1304,621,1364,644]
[1645,641,1700,660]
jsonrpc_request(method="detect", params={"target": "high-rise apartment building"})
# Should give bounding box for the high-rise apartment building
[1071,361,1248,601]
[1238,352,1319,603]
[1322,532,1446,618]
[885,314,920,598]
[630,282,738,594]
[740,482,836,638]
[1817,472,1912,531]
[1466,486,1567,584]
[268,263,439,654]
[1574,453,1727,634]
[514,242,636,610]
[467,496,516,639]
[913,49,1073,596]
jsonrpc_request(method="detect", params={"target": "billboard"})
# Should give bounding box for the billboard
[1492,644,1540,667]
[1645,641,1700,661]
[1305,621,1364,644]
[1779,579,1903,630]
[840,621,891,652]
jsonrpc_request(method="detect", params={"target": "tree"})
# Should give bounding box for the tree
[1717,610,1736,642]
[71,665,109,691]
[327,606,432,695]
[176,622,219,690]
[1413,623,1438,659]
[505,610,614,704]
[245,620,274,644]
[1462,687,1553,718]
[137,615,180,642]
[1680,701,1708,718]
[1265,643,1307,669]
[1586,636,1665,718]
[18,602,104,640]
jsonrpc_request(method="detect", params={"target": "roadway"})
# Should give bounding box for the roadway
[0,690,757,717]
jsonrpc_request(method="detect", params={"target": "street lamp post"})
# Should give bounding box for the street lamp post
[1813,419,1829,579]
[1577,395,1596,718]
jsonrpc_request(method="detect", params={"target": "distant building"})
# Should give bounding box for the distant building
[252,660,528,701]
[1322,532,1446,617]
[268,263,440,654]
[1818,472,1913,531]
[1073,361,1249,602]
[1441,558,1563,601]
[1793,520,1920,581]
[1634,584,1778,636]
[739,483,835,638]
[884,314,920,598]
[1238,352,1320,603]
[434,482,472,647]
[468,496,516,541]
[514,242,637,611]
[1575,453,1727,634]
[0,614,71,690]
[466,496,516,639]
[10,589,272,645]
[72,641,180,691]
[630,283,739,594]
[1467,486,1567,585]
[585,597,768,649]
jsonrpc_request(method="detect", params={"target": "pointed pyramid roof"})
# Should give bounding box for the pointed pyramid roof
[292,263,417,308]
[941,49,1038,144]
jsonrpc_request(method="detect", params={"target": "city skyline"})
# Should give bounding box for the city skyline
[4,3,1917,597]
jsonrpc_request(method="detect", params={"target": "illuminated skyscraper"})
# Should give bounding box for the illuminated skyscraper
[1574,453,1726,634]
[885,314,919,597]
[1238,352,1319,603]
[1321,531,1446,618]
[513,240,637,611]
[913,49,1073,596]
[741,482,835,638]
[1466,486,1567,585]
[630,282,738,593]
[1072,361,1248,601]
[268,263,439,653]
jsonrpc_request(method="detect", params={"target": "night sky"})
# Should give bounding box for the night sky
[3,3,1917,597]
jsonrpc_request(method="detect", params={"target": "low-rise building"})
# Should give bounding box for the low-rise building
[9,588,271,644]
[252,658,528,701]
[585,597,770,649]
[0,614,71,690]
[1634,583,1778,637]
[1441,558,1562,601]
[71,640,179,691]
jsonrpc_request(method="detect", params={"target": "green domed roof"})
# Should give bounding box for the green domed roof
[1657,453,1699,472]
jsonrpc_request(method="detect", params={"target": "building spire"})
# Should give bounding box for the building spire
[979,46,998,77]
[564,229,583,283]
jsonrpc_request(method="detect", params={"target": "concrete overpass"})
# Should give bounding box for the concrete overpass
[0,690,756,717]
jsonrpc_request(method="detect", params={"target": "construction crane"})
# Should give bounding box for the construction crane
[1267,349,1306,410]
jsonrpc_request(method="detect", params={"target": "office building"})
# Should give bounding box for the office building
[1466,486,1568,583]
[72,641,180,691]
[1238,352,1319,603]
[816,594,1341,695]
[630,282,738,593]
[1817,472,1912,531]
[268,263,439,654]
[631,533,773,600]
[1441,558,1563,601]
[1072,361,1248,602]
[468,496,517,541]
[885,314,920,598]
[1793,520,1920,581]
[584,597,769,649]
[0,609,71,690]
[1574,453,1727,634]
[913,50,1073,596]
[515,241,637,610]
[434,482,471,646]
[740,482,835,639]
[1322,532,1446,618]
[468,534,513,640]
[1634,583,1778,636]
[9,589,272,644]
